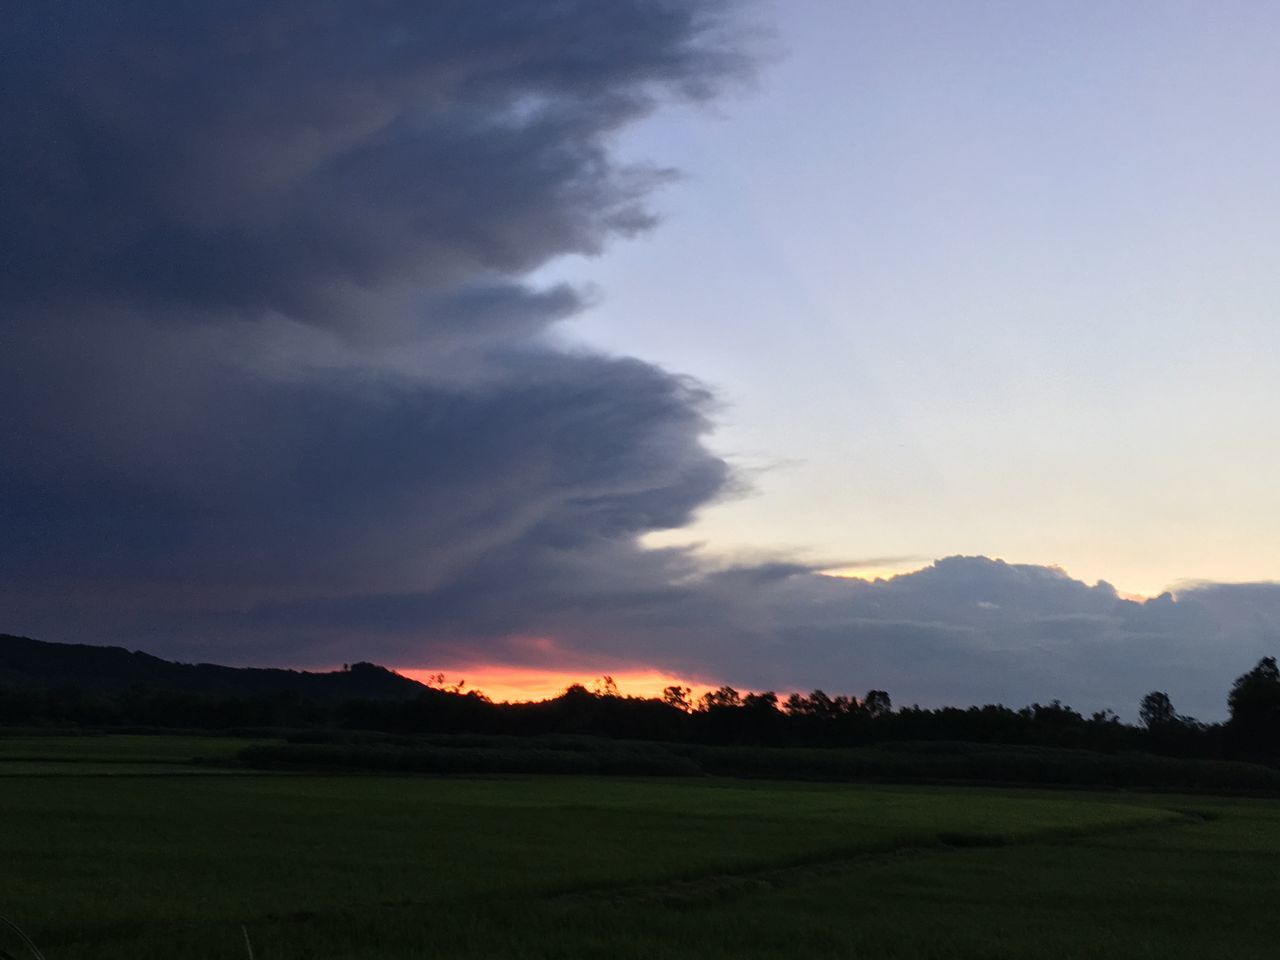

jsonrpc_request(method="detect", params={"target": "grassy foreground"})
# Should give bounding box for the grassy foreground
[2,734,1277,959]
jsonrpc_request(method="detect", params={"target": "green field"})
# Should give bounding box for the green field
[0,734,269,776]
[2,734,1277,959]
[0,734,267,763]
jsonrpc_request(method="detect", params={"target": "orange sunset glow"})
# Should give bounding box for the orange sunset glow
[399,665,719,703]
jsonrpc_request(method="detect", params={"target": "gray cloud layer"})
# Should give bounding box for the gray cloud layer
[2,1,745,322]
[2,3,1275,721]
[2,0,743,637]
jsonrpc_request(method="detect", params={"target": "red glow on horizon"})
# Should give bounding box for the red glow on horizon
[398,664,720,704]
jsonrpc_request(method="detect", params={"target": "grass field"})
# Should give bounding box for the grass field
[0,734,271,777]
[2,733,1277,959]
[0,734,268,764]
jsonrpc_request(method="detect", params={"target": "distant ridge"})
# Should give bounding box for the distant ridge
[0,634,427,701]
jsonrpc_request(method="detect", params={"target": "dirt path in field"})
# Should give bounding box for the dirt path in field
[548,807,1212,908]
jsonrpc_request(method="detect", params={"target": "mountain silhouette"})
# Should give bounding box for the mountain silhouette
[0,634,426,701]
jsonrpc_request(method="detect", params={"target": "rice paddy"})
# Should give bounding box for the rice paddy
[2,733,1276,959]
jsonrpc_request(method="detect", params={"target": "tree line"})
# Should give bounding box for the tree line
[3,656,1278,765]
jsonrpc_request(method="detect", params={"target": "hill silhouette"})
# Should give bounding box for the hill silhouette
[0,634,426,701]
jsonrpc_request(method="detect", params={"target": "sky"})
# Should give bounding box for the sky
[547,0,1280,598]
[2,1,1279,720]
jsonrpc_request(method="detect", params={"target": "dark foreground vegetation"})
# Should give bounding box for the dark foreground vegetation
[2,746,1280,960]
[4,633,1280,791]
[237,732,1280,793]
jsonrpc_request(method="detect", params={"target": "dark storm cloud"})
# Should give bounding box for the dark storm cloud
[0,331,726,622]
[1,0,746,326]
[0,0,745,651]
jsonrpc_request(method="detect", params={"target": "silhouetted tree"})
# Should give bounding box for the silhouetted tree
[1139,691,1179,730]
[1227,656,1280,759]
[741,691,779,712]
[807,689,837,718]
[593,675,620,697]
[661,685,692,711]
[699,686,741,710]
[783,692,811,716]
[1137,690,1208,755]
[863,690,892,719]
